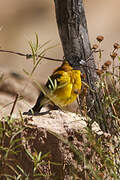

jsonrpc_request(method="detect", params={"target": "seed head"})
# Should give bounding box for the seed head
[92,44,98,50]
[102,65,107,71]
[96,69,103,76]
[110,52,117,60]
[104,60,111,67]
[96,35,104,42]
[113,43,120,49]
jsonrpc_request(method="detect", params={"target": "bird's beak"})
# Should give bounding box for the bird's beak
[65,54,87,69]
[72,60,87,70]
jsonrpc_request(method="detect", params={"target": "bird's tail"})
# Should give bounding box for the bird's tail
[30,92,49,113]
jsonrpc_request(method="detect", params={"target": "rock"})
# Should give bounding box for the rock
[0,70,106,180]
[23,109,87,134]
[0,70,39,116]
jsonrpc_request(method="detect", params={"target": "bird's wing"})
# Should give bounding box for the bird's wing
[46,70,71,91]
[45,70,74,107]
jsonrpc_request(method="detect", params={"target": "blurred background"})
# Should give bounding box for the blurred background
[0,0,120,81]
[0,0,120,114]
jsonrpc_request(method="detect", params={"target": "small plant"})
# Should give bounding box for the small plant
[23,33,51,77]
[0,34,120,179]
[0,115,26,179]
[0,115,58,179]
[92,36,120,134]
[49,126,120,180]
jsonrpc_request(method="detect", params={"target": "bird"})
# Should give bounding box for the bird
[29,55,83,113]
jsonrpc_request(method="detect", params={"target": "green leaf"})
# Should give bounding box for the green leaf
[0,174,16,179]
[30,56,42,76]
[35,32,39,52]
[28,40,36,65]
[57,81,68,89]
[10,128,25,145]
[40,152,50,161]
[49,161,62,166]
[25,148,34,160]
[48,76,55,90]
[17,165,28,177]
[23,69,30,76]
[38,40,51,50]
[118,56,120,62]
[6,163,19,176]
[37,151,42,161]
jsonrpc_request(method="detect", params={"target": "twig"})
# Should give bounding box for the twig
[0,49,103,63]
[103,79,117,116]
[0,49,102,70]
[9,94,19,119]
[0,49,63,62]
[0,49,26,57]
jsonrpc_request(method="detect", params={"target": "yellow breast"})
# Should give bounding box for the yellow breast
[51,69,81,107]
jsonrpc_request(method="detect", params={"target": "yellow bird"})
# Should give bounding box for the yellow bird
[30,55,82,113]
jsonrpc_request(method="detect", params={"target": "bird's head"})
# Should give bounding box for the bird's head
[65,54,86,70]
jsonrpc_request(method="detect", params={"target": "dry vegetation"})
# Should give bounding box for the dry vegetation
[0,35,120,179]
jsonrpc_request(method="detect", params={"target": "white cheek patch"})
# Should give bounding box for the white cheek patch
[79,60,86,65]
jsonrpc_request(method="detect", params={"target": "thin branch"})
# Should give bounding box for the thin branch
[9,94,19,119]
[0,49,102,70]
[0,49,26,57]
[0,49,102,62]
[0,49,63,62]
[85,49,104,62]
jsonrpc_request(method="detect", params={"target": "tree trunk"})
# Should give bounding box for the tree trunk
[54,0,108,132]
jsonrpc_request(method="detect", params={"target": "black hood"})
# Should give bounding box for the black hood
[65,54,86,70]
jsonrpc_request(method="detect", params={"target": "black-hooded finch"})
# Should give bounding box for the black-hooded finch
[29,55,83,113]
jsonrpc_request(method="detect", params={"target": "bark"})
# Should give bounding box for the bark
[54,0,108,132]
